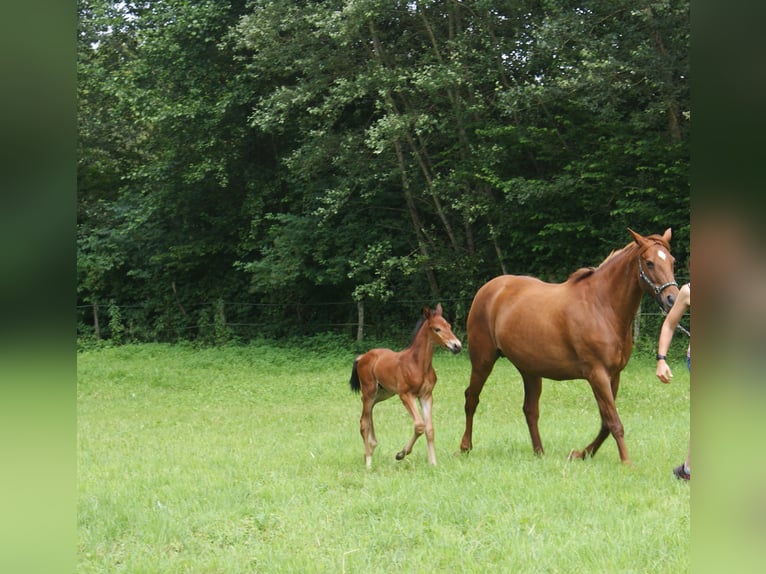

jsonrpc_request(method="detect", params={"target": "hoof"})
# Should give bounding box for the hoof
[568,449,585,461]
[395,451,406,461]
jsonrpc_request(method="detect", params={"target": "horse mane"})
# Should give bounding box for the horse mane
[568,267,596,282]
[566,231,672,285]
[566,241,639,284]
[405,316,426,348]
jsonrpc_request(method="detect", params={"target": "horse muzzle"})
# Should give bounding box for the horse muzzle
[662,291,677,312]
[656,283,680,312]
[448,341,463,354]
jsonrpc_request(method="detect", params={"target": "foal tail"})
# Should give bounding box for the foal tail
[349,357,362,393]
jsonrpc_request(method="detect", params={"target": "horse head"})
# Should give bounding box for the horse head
[629,228,680,312]
[423,303,462,354]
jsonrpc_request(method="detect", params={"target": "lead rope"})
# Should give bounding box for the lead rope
[670,315,691,337]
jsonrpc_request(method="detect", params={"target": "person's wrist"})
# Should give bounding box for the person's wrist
[656,354,666,361]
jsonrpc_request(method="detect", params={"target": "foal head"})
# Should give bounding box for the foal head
[629,228,679,312]
[422,303,462,354]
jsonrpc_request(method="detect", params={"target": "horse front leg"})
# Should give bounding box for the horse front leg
[461,356,496,452]
[570,373,630,464]
[568,423,610,461]
[396,392,426,462]
[419,394,436,465]
[521,373,544,455]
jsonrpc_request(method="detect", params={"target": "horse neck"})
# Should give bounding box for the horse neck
[593,243,645,325]
[405,321,435,369]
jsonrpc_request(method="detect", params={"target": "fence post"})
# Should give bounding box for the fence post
[93,302,101,340]
[356,300,364,342]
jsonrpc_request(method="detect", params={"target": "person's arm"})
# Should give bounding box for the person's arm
[656,283,690,383]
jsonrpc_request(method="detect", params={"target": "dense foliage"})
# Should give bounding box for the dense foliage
[78,0,689,342]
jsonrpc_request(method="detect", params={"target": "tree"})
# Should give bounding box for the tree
[77,0,689,342]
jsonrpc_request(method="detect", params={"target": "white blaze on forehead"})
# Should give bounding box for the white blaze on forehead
[657,249,667,261]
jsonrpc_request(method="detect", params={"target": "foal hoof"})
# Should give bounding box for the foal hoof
[395,451,406,461]
[568,449,585,461]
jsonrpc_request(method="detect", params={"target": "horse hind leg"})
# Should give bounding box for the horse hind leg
[359,397,376,469]
[361,386,395,468]
[521,373,544,455]
[356,357,383,469]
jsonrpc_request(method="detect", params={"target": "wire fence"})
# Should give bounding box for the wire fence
[76,294,688,349]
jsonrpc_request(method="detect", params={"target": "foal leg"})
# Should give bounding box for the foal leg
[367,388,393,458]
[520,372,544,455]
[396,392,427,462]
[359,395,376,469]
[419,394,437,465]
[357,354,389,469]
[360,386,394,469]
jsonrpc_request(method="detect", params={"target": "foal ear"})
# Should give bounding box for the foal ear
[422,306,431,319]
[434,303,443,315]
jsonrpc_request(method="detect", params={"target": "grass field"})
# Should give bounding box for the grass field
[78,340,690,573]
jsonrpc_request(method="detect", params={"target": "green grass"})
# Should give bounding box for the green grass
[78,342,690,573]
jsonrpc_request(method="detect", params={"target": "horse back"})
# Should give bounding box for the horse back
[468,274,626,379]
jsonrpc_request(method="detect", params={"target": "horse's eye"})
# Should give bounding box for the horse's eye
[646,261,655,270]
[433,327,441,333]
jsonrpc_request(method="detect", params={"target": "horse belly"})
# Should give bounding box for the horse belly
[492,289,586,380]
[502,346,585,381]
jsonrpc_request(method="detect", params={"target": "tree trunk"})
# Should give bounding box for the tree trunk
[369,21,440,298]
[393,138,440,297]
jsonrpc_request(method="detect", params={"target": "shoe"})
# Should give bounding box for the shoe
[673,463,690,481]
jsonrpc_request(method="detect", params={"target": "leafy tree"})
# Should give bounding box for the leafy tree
[77,0,689,342]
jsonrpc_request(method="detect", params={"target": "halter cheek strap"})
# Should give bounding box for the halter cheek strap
[638,255,678,295]
[637,249,689,336]
[637,241,679,297]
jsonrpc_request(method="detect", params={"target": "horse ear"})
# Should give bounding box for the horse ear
[422,306,431,319]
[662,228,672,243]
[627,228,647,247]
[434,303,443,315]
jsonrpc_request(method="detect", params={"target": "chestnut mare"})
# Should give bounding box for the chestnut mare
[350,304,462,468]
[460,229,679,464]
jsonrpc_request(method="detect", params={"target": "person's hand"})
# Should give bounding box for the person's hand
[656,360,673,383]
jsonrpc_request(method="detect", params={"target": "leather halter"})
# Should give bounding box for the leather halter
[637,244,678,296]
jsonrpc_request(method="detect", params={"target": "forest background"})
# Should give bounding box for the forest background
[77,0,689,344]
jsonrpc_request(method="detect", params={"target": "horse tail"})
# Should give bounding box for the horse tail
[349,356,362,393]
